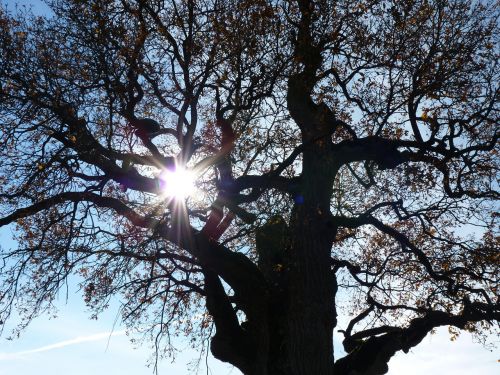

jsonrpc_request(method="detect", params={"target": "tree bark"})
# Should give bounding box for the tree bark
[286,205,337,375]
[284,73,338,374]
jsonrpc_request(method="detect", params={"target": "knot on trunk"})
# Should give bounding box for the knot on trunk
[256,215,289,285]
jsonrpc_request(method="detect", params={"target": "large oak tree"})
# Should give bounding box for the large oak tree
[0,1,498,374]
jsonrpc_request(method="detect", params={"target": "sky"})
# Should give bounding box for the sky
[0,260,497,375]
[0,249,497,375]
[1,1,499,374]
[0,285,237,375]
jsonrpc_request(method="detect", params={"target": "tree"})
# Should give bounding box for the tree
[0,1,498,374]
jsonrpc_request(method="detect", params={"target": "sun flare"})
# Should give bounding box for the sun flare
[158,167,195,199]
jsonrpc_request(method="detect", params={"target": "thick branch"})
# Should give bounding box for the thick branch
[334,303,500,375]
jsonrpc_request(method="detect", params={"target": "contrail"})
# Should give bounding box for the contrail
[0,330,126,360]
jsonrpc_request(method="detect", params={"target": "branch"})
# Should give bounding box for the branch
[332,137,408,170]
[0,190,268,324]
[203,269,254,374]
[334,303,500,375]
[333,213,453,286]
[0,192,157,229]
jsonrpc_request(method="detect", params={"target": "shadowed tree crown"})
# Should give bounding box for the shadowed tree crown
[0,1,498,374]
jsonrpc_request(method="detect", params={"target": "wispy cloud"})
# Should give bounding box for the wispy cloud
[0,330,126,360]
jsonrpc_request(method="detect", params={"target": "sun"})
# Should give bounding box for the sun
[158,167,195,199]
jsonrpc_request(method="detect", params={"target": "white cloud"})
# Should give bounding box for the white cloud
[0,330,126,361]
[388,327,499,375]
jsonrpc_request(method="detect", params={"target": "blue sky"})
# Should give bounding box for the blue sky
[0,224,238,375]
[0,249,497,375]
[0,266,497,375]
[1,1,499,374]
[0,288,237,375]
[0,217,497,374]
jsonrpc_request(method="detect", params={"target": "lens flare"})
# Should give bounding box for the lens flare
[158,167,195,199]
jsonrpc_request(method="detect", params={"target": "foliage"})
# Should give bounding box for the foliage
[0,1,498,374]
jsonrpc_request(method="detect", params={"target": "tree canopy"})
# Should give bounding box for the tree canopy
[0,1,498,374]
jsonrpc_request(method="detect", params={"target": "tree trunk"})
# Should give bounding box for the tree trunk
[284,209,336,374]
[209,39,340,373]
[250,202,336,375]
[284,142,337,375]
[208,164,337,375]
